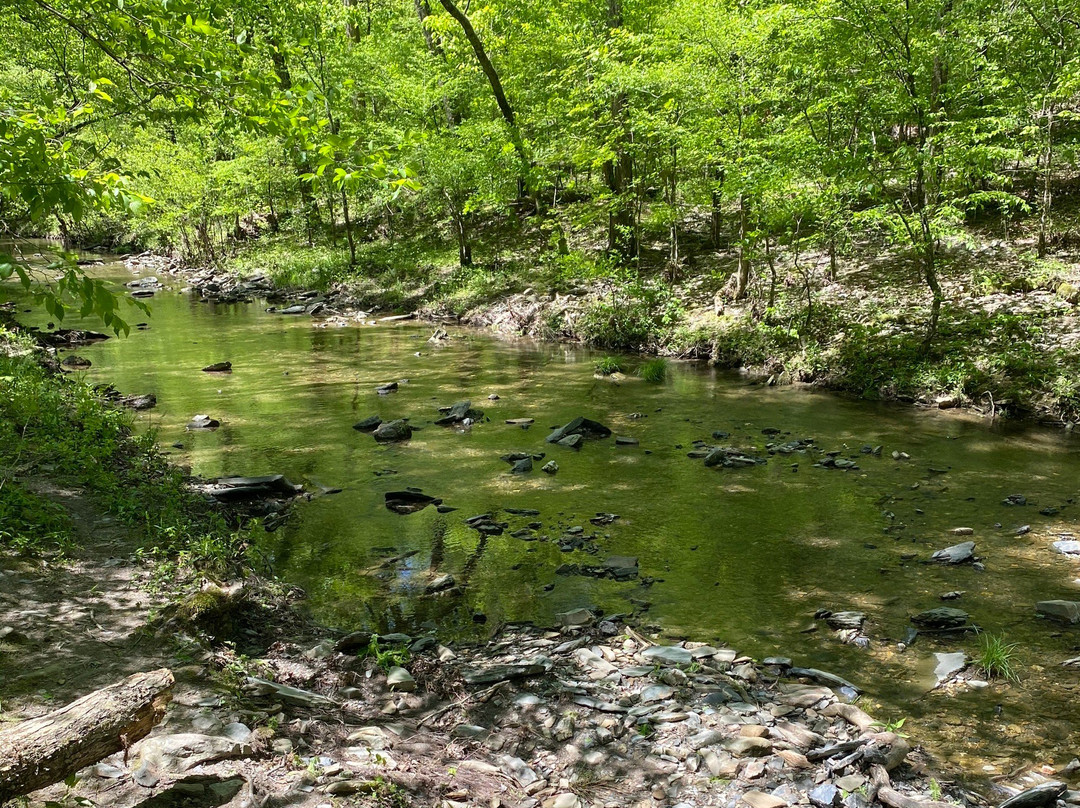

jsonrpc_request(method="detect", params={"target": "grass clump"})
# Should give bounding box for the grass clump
[595,356,623,375]
[977,632,1019,682]
[637,357,669,383]
[365,634,410,671]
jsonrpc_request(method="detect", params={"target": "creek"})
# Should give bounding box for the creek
[6,254,1080,781]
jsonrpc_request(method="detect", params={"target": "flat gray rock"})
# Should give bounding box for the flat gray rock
[641,645,692,666]
[931,541,975,564]
[933,652,966,685]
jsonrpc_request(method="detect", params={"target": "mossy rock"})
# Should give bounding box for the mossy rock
[1056,282,1080,304]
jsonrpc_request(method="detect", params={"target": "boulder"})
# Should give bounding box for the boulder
[510,457,533,474]
[556,608,595,627]
[373,420,411,442]
[557,434,584,449]
[186,414,220,431]
[542,461,559,474]
[353,415,383,432]
[133,733,248,774]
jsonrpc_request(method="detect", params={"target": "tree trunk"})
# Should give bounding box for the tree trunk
[709,164,725,248]
[667,144,679,272]
[0,669,174,804]
[921,236,943,348]
[435,0,529,179]
[269,36,319,244]
[342,189,356,266]
[1038,106,1054,259]
[735,195,752,299]
[415,0,458,126]
[343,0,360,41]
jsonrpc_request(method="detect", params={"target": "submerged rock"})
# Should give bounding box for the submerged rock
[186,414,220,431]
[353,415,383,432]
[373,419,411,442]
[385,491,437,514]
[1052,540,1080,556]
[202,361,232,373]
[1037,600,1080,624]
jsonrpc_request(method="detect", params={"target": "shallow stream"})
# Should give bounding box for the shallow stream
[6,254,1080,781]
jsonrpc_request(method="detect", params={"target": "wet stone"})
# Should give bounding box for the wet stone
[1037,600,1080,624]
[931,541,976,564]
[911,608,969,629]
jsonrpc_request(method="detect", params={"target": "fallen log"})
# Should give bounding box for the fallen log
[870,764,958,808]
[0,668,174,803]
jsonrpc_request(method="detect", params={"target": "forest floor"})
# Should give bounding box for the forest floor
[166,206,1080,426]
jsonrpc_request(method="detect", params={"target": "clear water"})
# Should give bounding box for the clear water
[5,253,1080,780]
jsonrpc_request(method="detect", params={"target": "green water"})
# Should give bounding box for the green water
[5,255,1080,780]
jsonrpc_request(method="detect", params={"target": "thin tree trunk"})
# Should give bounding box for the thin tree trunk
[269,36,318,244]
[435,0,529,178]
[735,195,752,299]
[710,164,725,249]
[0,669,174,803]
[1038,105,1054,259]
[667,144,679,272]
[342,189,356,266]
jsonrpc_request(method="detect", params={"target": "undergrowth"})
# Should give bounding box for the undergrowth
[0,328,249,573]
